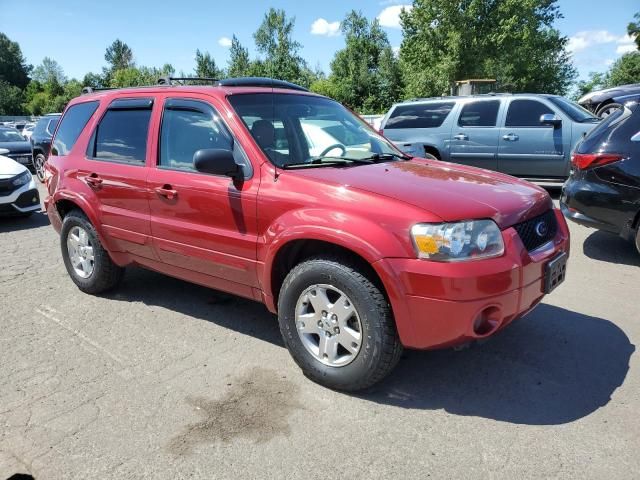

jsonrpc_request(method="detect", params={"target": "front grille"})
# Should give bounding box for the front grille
[0,176,18,196]
[8,154,32,165]
[513,210,558,252]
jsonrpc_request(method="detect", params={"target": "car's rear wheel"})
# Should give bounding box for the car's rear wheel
[60,210,124,294]
[597,102,622,119]
[277,256,402,391]
[34,154,46,183]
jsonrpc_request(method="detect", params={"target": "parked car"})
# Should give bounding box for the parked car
[31,113,61,182]
[578,83,640,118]
[44,77,570,391]
[0,148,41,217]
[0,127,34,170]
[380,94,600,183]
[561,94,640,254]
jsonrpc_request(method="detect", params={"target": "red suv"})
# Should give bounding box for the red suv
[44,77,570,391]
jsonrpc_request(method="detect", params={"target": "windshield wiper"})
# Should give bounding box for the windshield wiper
[360,152,412,162]
[281,156,374,169]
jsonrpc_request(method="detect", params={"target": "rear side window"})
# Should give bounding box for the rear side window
[51,103,98,156]
[385,102,455,129]
[87,99,152,165]
[505,99,554,127]
[458,100,500,127]
[159,99,233,171]
[47,118,59,135]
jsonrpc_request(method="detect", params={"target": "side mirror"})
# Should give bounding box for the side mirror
[193,149,241,179]
[540,113,562,128]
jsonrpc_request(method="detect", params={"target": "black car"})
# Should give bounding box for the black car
[578,83,640,118]
[0,127,33,169]
[561,94,640,254]
[30,113,61,182]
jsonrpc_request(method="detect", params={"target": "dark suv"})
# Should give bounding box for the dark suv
[30,113,61,182]
[44,77,569,391]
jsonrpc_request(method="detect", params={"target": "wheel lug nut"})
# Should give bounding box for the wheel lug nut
[325,331,331,337]
[322,311,328,318]
[331,314,338,323]
[317,321,323,327]
[334,327,340,334]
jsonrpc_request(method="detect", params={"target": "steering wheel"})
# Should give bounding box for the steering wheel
[318,143,347,158]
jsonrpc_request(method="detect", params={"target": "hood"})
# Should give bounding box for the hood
[0,140,31,154]
[579,83,640,104]
[0,154,28,178]
[292,159,552,229]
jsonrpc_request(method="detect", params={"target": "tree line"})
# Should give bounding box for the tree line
[1,2,639,116]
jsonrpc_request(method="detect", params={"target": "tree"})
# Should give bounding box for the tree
[32,57,67,84]
[574,72,608,100]
[110,64,174,88]
[0,33,31,89]
[253,8,309,85]
[628,12,640,50]
[105,39,134,72]
[0,81,25,115]
[313,11,402,113]
[227,36,251,78]
[608,52,640,87]
[400,0,577,97]
[195,49,223,79]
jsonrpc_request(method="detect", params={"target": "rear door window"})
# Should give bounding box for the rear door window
[51,103,98,156]
[87,98,153,165]
[458,100,500,127]
[505,99,554,127]
[385,102,455,129]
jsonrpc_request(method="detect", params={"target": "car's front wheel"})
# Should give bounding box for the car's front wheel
[60,210,124,294]
[34,154,46,183]
[597,102,622,119]
[278,256,402,391]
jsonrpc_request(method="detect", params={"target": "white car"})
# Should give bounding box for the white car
[0,149,41,217]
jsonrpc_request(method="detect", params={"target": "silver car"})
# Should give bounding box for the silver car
[380,94,600,183]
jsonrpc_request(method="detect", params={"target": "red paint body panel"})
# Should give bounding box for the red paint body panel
[45,85,570,351]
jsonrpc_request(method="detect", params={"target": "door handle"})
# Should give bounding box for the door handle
[155,185,178,200]
[85,173,103,188]
[502,133,519,141]
[453,133,468,141]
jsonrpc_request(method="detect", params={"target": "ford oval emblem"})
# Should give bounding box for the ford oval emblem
[535,221,548,237]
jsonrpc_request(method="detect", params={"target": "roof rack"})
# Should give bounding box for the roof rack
[81,86,117,95]
[157,76,309,92]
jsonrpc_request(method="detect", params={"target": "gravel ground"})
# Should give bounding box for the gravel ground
[0,184,638,479]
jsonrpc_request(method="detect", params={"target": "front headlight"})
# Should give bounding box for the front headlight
[12,170,32,187]
[411,220,504,261]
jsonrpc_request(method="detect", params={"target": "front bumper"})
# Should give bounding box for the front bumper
[376,209,570,349]
[0,178,40,216]
[7,153,34,168]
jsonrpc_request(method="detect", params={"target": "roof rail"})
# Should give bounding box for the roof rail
[81,86,117,95]
[157,76,309,92]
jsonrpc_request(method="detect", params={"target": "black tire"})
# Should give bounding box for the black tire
[635,227,640,256]
[596,102,622,119]
[278,256,403,391]
[60,210,124,294]
[34,154,46,183]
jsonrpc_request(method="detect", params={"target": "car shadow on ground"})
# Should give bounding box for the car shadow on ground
[114,269,633,426]
[583,230,640,267]
[0,211,49,233]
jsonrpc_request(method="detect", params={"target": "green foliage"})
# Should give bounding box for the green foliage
[628,12,640,50]
[105,39,133,72]
[195,49,223,79]
[110,64,174,88]
[0,33,31,89]
[574,72,608,100]
[0,80,25,115]
[227,36,252,78]
[313,10,403,113]
[32,57,67,84]
[400,0,577,97]
[608,52,640,86]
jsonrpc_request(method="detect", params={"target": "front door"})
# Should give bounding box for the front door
[449,99,501,171]
[147,96,260,289]
[497,98,566,179]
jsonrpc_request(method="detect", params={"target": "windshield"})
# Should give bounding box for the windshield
[548,96,599,123]
[228,93,404,168]
[0,129,25,142]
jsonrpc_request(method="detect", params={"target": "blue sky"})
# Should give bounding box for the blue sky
[0,0,637,83]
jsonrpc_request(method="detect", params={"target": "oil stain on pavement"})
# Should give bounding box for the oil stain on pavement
[169,367,301,454]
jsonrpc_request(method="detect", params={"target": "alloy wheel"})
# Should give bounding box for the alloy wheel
[66,226,95,279]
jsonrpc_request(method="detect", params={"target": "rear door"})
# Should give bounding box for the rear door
[79,97,155,259]
[449,99,501,170]
[497,98,566,178]
[147,95,260,290]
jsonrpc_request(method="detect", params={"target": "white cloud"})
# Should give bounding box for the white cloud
[311,18,341,37]
[616,43,637,55]
[218,37,232,48]
[567,30,619,54]
[378,5,412,29]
